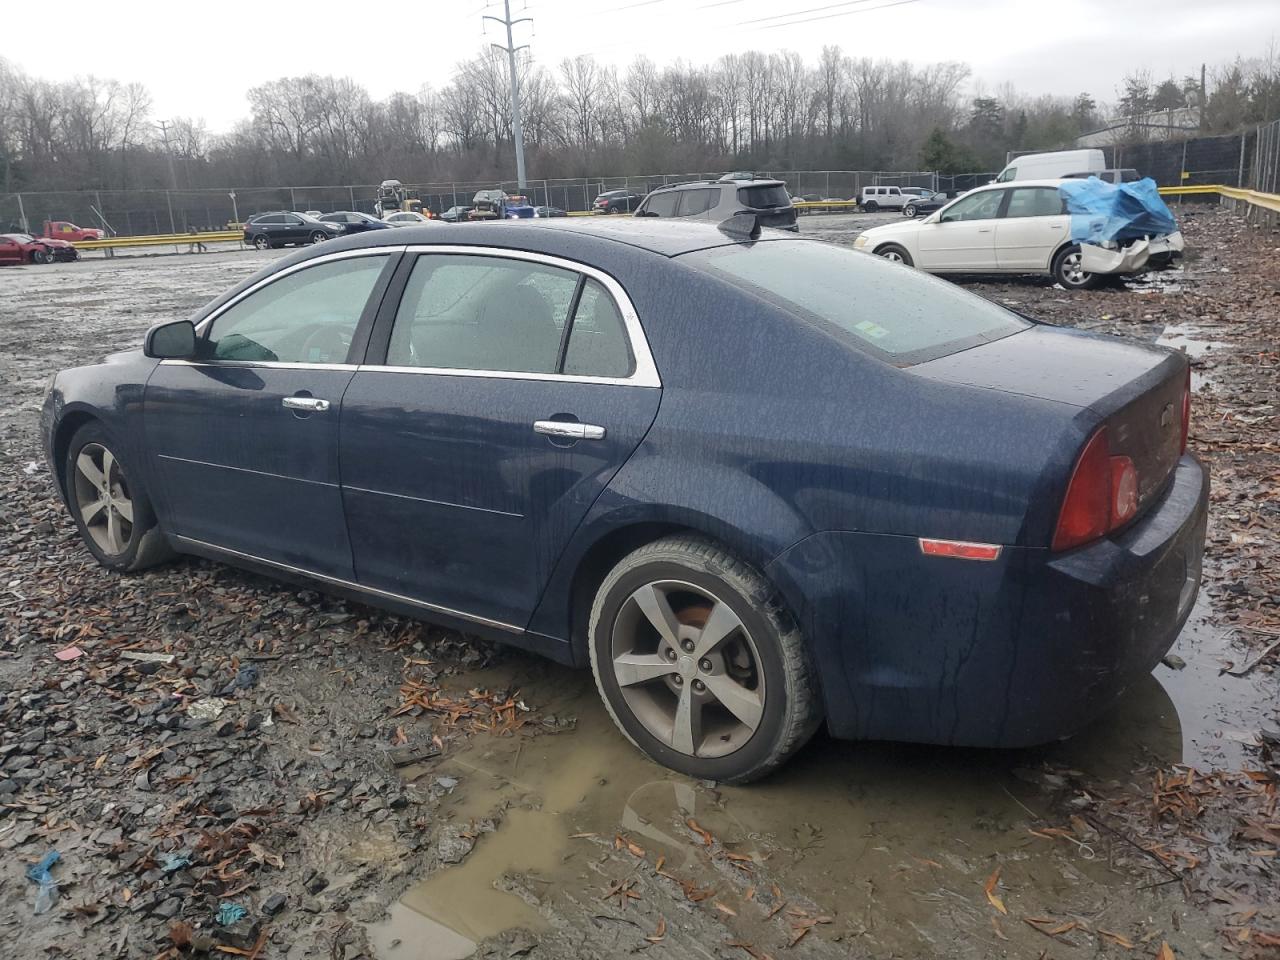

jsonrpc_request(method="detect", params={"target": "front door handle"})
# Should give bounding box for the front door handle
[282,396,330,412]
[534,420,605,440]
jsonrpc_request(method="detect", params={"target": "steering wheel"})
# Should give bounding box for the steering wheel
[298,325,350,364]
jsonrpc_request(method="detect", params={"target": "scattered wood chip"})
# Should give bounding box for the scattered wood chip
[687,818,713,846]
[715,902,737,917]
[991,917,1008,941]
[644,917,667,943]
[1098,928,1136,949]
[983,866,1007,915]
[1157,942,1176,960]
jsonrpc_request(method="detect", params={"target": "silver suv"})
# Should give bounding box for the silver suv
[635,176,798,231]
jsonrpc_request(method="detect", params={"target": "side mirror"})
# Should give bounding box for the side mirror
[144,319,197,359]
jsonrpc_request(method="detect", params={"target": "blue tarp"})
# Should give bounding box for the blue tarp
[1058,177,1178,245]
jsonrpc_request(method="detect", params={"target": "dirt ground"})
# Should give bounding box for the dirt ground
[1,207,1277,960]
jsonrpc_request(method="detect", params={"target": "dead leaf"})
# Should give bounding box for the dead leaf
[1157,942,1176,960]
[715,902,737,917]
[645,917,667,943]
[1098,928,1136,949]
[983,867,1007,915]
[991,917,1008,941]
[169,921,193,947]
[569,832,596,839]
[687,818,713,846]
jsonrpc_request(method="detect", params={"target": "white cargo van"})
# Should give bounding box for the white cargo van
[993,149,1105,183]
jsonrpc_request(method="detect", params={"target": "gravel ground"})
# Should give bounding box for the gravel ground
[1,208,1277,959]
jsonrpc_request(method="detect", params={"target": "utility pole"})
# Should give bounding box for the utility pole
[1199,63,1206,132]
[484,0,531,189]
[157,120,179,233]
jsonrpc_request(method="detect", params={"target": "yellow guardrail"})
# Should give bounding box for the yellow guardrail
[793,200,859,210]
[1158,184,1280,214]
[76,231,244,250]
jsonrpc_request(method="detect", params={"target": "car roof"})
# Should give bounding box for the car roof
[971,178,1071,191]
[292,217,767,260]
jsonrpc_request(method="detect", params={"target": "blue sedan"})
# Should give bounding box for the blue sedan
[40,218,1207,782]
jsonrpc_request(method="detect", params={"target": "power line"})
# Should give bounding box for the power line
[746,0,922,30]
[736,0,886,26]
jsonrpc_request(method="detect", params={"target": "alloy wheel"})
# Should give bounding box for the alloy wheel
[880,248,905,263]
[1060,250,1090,286]
[72,442,134,556]
[610,580,765,758]
[253,235,269,250]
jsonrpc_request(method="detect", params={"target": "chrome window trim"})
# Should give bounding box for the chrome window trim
[385,244,661,388]
[173,535,523,635]
[160,359,359,371]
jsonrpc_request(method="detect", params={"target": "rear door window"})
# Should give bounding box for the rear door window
[1005,187,1065,218]
[738,185,790,209]
[385,255,577,374]
[562,279,634,378]
[684,240,1027,365]
[677,189,718,217]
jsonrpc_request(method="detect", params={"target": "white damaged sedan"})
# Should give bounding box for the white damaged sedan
[852,179,1182,290]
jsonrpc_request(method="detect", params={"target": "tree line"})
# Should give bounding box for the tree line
[2,45,1278,195]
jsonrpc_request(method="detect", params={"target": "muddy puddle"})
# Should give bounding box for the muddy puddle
[367,601,1268,959]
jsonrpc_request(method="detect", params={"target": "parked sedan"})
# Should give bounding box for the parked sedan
[901,192,948,218]
[593,189,645,214]
[534,205,567,218]
[243,212,345,250]
[440,206,473,223]
[854,179,1167,289]
[319,211,394,234]
[383,211,439,227]
[42,220,1205,783]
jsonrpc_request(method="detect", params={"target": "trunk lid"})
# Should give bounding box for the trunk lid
[913,325,1188,511]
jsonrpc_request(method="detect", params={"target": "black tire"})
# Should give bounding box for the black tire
[31,249,51,264]
[863,200,879,212]
[252,234,270,251]
[309,230,328,244]
[588,535,822,784]
[1052,244,1102,290]
[64,421,174,573]
[875,243,913,267]
[903,203,918,218]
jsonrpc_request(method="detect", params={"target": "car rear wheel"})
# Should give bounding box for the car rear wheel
[252,235,270,251]
[876,243,913,267]
[903,203,918,218]
[1053,245,1102,290]
[309,230,328,244]
[588,535,822,784]
[863,200,879,212]
[65,422,173,572]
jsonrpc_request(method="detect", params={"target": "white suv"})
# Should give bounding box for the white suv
[859,186,909,211]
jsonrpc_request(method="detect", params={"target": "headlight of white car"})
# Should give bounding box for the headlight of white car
[853,234,869,249]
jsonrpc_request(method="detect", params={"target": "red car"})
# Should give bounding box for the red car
[0,233,79,265]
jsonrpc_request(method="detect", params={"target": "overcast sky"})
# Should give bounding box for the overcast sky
[4,0,1276,132]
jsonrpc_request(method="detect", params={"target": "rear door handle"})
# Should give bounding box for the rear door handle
[534,420,605,440]
[282,396,330,412]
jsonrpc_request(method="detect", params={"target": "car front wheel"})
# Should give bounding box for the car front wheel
[31,249,51,264]
[903,203,918,217]
[252,235,270,250]
[1052,244,1102,290]
[65,422,173,572]
[309,230,328,244]
[875,243,913,267]
[588,535,822,784]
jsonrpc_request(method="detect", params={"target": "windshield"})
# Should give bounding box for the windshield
[682,240,1028,365]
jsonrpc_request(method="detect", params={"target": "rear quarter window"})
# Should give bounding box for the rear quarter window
[683,240,1028,365]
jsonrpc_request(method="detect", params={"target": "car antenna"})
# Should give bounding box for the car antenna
[718,213,761,241]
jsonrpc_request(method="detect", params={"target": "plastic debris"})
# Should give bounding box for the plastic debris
[187,698,230,722]
[161,853,191,873]
[54,646,84,662]
[120,651,176,664]
[25,850,60,914]
[216,902,248,925]
[220,664,258,695]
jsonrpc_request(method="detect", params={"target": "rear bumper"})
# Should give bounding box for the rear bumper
[767,454,1208,747]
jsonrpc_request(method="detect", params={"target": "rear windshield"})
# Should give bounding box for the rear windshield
[738,185,790,209]
[683,240,1028,365]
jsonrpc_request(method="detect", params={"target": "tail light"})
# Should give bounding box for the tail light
[1052,427,1140,552]
[1180,367,1191,453]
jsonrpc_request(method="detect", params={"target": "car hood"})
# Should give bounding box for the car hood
[858,219,924,242]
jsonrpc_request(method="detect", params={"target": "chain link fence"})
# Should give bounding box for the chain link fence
[3,125,1277,237]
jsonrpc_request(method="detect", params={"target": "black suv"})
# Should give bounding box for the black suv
[243,212,345,250]
[593,190,646,214]
[634,177,798,231]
